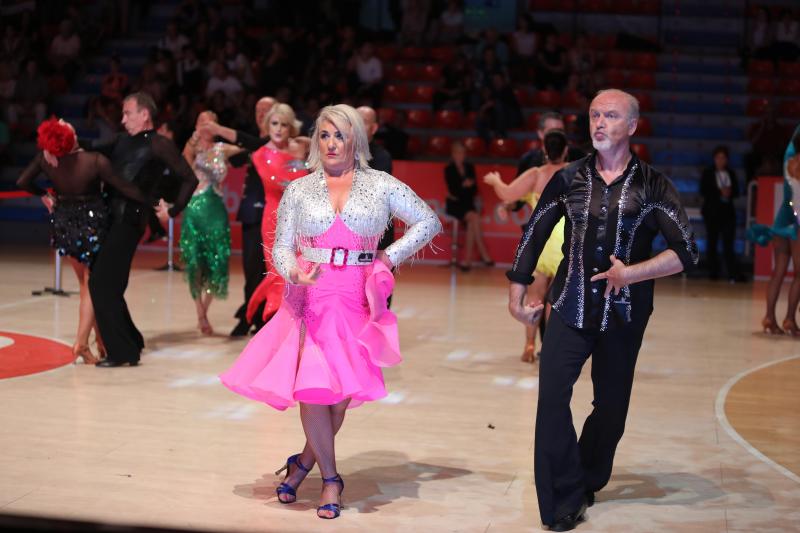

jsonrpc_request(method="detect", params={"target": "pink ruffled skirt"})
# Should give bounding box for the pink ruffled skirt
[219,217,400,410]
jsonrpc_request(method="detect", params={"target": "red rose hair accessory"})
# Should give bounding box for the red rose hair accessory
[37,117,76,157]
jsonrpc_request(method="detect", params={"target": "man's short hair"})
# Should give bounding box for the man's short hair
[538,111,563,131]
[712,145,729,158]
[124,92,158,120]
[594,89,640,121]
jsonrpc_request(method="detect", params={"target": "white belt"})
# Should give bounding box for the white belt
[301,246,376,266]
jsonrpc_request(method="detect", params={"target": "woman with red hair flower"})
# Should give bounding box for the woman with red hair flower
[17,117,153,364]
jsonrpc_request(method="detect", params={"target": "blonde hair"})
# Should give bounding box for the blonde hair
[262,103,302,137]
[307,104,372,173]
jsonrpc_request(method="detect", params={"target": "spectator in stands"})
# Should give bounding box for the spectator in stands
[177,45,205,96]
[517,111,586,174]
[159,20,190,61]
[511,15,537,63]
[535,33,568,91]
[400,0,431,45]
[444,140,494,271]
[49,20,81,80]
[1,25,25,68]
[700,146,744,282]
[224,40,255,89]
[375,109,410,160]
[133,62,165,106]
[476,73,522,142]
[258,40,290,96]
[432,53,472,112]
[87,97,120,144]
[193,21,212,62]
[7,58,48,129]
[477,28,510,65]
[101,56,129,103]
[206,62,243,107]
[349,42,383,107]
[748,7,773,60]
[773,9,800,62]
[568,33,596,94]
[476,46,507,88]
[438,0,464,44]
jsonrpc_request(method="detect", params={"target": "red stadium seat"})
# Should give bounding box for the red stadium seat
[389,62,416,81]
[634,116,652,136]
[409,85,435,103]
[427,135,452,156]
[488,138,520,158]
[746,97,771,116]
[604,51,628,69]
[406,109,432,128]
[588,34,616,50]
[632,92,655,112]
[562,91,584,110]
[513,87,532,107]
[407,136,423,156]
[631,143,651,162]
[583,0,611,13]
[526,112,542,131]
[532,90,562,108]
[462,137,486,157]
[430,46,456,62]
[375,45,397,62]
[383,84,409,103]
[779,79,800,96]
[419,64,442,81]
[748,78,775,94]
[631,52,658,71]
[779,61,800,79]
[464,111,478,129]
[523,138,542,153]
[603,69,627,87]
[748,60,774,77]
[778,100,800,118]
[434,110,464,129]
[627,72,657,90]
[400,46,425,60]
[377,108,398,125]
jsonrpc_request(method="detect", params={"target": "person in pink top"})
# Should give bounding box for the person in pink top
[220,104,440,519]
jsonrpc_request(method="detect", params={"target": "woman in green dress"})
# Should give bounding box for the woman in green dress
[181,111,240,335]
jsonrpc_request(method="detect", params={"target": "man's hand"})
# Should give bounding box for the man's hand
[508,282,545,325]
[590,255,629,298]
[483,171,502,186]
[289,264,322,286]
[198,121,219,139]
[155,199,171,225]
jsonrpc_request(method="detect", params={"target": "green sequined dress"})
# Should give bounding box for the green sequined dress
[180,143,231,300]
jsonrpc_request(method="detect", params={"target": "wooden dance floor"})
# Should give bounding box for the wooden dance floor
[1,244,799,532]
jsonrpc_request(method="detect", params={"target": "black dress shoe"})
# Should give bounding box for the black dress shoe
[549,502,587,532]
[229,320,250,337]
[96,359,139,368]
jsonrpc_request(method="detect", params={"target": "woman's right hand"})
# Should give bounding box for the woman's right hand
[289,264,322,286]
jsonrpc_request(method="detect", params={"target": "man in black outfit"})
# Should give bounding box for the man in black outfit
[700,145,744,282]
[358,105,395,307]
[88,92,198,367]
[506,90,698,530]
[229,96,274,336]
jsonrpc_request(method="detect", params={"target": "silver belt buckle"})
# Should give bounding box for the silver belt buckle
[331,247,348,267]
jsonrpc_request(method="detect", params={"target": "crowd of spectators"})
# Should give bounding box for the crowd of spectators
[747,7,800,64]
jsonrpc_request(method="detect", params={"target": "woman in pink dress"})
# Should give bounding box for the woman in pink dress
[220,104,441,519]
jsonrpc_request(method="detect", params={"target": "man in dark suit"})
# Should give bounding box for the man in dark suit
[700,145,744,282]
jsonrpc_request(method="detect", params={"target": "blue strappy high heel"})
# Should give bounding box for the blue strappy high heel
[316,474,344,519]
[274,454,311,504]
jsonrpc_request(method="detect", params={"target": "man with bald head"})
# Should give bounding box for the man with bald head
[358,106,396,302]
[506,89,698,530]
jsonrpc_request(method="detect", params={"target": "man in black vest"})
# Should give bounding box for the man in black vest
[88,92,198,367]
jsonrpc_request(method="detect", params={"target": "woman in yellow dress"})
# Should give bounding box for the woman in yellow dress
[484,130,569,362]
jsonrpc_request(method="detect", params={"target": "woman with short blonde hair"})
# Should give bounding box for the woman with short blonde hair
[221,104,441,520]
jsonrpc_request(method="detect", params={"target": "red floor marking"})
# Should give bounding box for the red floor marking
[0,331,74,379]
